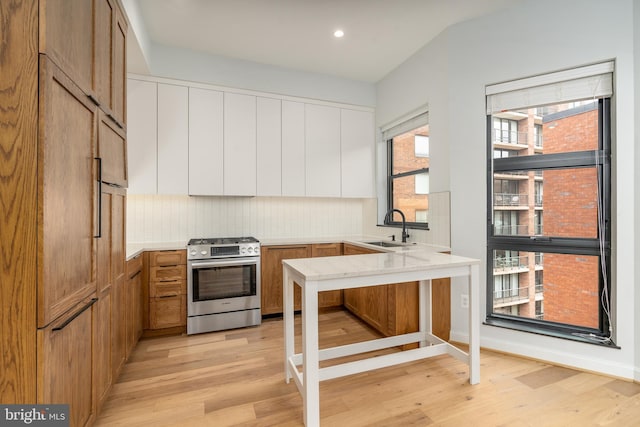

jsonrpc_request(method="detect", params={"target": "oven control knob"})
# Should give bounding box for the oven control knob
[190,250,196,256]
[248,247,253,254]
[201,250,207,255]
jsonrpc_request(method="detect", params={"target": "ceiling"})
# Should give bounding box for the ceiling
[134,0,517,83]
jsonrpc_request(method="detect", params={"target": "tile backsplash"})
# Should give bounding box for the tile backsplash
[126,195,370,243]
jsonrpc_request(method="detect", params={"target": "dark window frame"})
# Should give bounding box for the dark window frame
[385,138,430,230]
[485,98,613,346]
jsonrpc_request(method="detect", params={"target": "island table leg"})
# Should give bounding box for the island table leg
[302,280,320,427]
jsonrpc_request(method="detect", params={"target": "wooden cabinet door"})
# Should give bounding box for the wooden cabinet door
[188,87,224,195]
[305,104,341,197]
[342,244,389,334]
[312,243,343,308]
[98,111,127,187]
[39,0,94,97]
[93,0,116,115]
[150,295,186,329]
[129,268,143,349]
[361,285,389,334]
[127,79,157,194]
[92,0,127,126]
[94,288,112,412]
[224,92,257,195]
[38,296,96,427]
[38,57,98,328]
[281,101,306,196]
[261,245,311,315]
[112,3,127,125]
[111,275,126,379]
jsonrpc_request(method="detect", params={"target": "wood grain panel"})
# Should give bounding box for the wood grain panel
[93,0,115,110]
[150,250,186,267]
[0,0,39,404]
[260,245,311,315]
[39,0,94,95]
[38,57,98,327]
[113,4,127,125]
[37,296,96,427]
[149,295,186,329]
[98,111,127,187]
[311,243,343,307]
[94,288,112,412]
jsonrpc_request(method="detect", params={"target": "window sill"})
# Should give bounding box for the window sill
[484,317,619,349]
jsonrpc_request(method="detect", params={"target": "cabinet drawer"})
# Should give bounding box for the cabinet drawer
[149,280,184,298]
[149,295,186,329]
[149,265,186,282]
[149,250,186,267]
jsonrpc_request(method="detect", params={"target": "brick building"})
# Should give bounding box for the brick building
[491,102,600,328]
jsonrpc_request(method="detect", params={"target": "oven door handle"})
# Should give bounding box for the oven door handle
[189,258,259,269]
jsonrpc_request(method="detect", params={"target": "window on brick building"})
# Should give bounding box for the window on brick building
[485,62,613,345]
[382,111,430,229]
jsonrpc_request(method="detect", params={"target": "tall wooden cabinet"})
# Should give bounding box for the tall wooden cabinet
[0,1,129,425]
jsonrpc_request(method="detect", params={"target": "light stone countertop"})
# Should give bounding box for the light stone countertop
[126,236,451,260]
[126,241,187,260]
[282,250,479,282]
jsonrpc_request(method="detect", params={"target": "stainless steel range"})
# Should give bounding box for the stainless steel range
[187,237,261,335]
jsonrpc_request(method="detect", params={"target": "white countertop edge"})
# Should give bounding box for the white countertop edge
[126,241,187,260]
[282,251,480,281]
[125,236,451,260]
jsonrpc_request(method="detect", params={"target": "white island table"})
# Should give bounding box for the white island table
[283,249,480,427]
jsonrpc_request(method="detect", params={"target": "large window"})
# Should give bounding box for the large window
[383,112,430,228]
[485,62,613,345]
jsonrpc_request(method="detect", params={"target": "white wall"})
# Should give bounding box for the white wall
[127,195,369,243]
[377,0,637,379]
[147,43,376,108]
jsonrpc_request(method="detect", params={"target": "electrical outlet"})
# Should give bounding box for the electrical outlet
[460,294,469,308]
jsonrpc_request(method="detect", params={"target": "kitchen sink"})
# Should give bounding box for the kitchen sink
[363,241,405,248]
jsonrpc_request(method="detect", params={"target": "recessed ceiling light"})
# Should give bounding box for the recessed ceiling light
[334,29,344,38]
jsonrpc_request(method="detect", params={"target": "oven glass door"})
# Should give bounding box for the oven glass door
[191,259,257,302]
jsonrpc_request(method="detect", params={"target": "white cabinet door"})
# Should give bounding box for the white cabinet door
[305,104,341,197]
[256,97,281,196]
[224,93,256,196]
[281,101,305,197]
[127,79,157,194]
[189,87,224,195]
[341,109,375,198]
[157,83,188,195]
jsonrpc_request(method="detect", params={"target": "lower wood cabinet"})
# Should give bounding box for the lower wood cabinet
[311,243,344,307]
[94,288,112,413]
[145,250,187,334]
[126,254,144,356]
[261,245,312,315]
[149,295,186,329]
[342,243,451,342]
[38,295,97,427]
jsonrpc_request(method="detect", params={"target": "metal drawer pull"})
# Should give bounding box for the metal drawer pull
[130,270,142,279]
[159,294,178,298]
[52,298,98,332]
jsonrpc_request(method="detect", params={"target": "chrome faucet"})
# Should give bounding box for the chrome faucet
[385,209,409,243]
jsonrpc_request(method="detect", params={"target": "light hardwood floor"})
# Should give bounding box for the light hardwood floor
[95,309,640,426]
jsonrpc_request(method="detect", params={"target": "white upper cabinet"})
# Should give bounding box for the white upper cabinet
[341,109,375,198]
[256,97,282,196]
[126,76,375,198]
[305,104,341,197]
[157,83,189,195]
[281,101,305,197]
[189,87,224,196]
[127,79,157,194]
[224,93,257,196]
